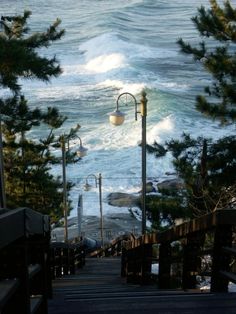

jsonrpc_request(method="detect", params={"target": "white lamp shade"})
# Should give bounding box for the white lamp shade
[109,110,125,126]
[76,146,88,157]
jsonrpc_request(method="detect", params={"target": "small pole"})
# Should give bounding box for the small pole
[61,135,68,243]
[77,194,83,238]
[140,91,147,234]
[98,173,104,248]
[0,115,6,208]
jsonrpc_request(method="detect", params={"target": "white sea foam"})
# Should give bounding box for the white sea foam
[147,116,174,144]
[157,81,190,92]
[61,64,84,76]
[84,53,126,73]
[79,32,177,67]
[27,84,90,100]
[98,80,146,95]
[79,33,123,60]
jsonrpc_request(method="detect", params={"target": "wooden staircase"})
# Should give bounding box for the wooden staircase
[2,208,236,313]
[48,257,236,314]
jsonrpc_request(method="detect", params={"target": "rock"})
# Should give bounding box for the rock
[165,171,176,176]
[146,182,156,193]
[107,192,140,207]
[157,178,184,190]
[106,180,184,208]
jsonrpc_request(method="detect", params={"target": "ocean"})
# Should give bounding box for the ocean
[1,0,235,219]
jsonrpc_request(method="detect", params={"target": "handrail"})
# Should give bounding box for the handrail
[123,209,236,248]
[121,209,236,291]
[0,208,50,314]
[88,233,135,257]
[0,207,50,249]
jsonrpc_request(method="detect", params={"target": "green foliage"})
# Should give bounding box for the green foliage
[145,1,236,231]
[0,11,81,220]
[146,142,167,158]
[2,96,80,220]
[0,11,64,93]
[147,132,236,223]
[177,0,236,123]
[174,0,236,215]
[146,192,190,231]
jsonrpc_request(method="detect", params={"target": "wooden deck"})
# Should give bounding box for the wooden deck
[48,257,236,314]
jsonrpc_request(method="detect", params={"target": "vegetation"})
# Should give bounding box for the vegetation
[166,134,236,216]
[0,12,81,221]
[178,0,236,124]
[148,0,236,229]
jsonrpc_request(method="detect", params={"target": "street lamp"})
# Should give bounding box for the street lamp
[84,173,104,248]
[61,135,87,242]
[109,91,148,234]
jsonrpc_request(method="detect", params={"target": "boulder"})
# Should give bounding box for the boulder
[157,178,184,190]
[107,192,139,207]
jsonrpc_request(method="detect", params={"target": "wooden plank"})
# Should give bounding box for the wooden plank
[0,209,25,249]
[0,279,19,308]
[30,295,43,314]
[220,270,236,284]
[222,246,236,256]
[49,257,236,314]
[0,208,49,249]
[28,264,42,279]
[24,208,45,236]
[158,209,236,243]
[123,210,236,249]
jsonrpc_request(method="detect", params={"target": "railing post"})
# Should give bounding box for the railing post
[63,247,69,275]
[141,243,153,284]
[55,247,63,277]
[50,246,56,279]
[0,241,31,313]
[158,242,171,289]
[121,247,127,277]
[30,238,50,312]
[69,246,75,274]
[45,231,53,299]
[126,247,138,283]
[182,232,203,290]
[211,225,232,292]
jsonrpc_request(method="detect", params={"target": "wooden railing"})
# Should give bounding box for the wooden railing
[121,209,236,292]
[88,233,135,258]
[50,242,85,278]
[0,208,86,313]
[0,208,51,314]
[3,208,234,314]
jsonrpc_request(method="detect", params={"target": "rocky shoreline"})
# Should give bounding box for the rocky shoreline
[106,178,184,208]
[51,178,184,244]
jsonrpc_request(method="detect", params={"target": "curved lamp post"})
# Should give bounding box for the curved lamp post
[109,91,148,234]
[61,135,87,242]
[84,173,104,248]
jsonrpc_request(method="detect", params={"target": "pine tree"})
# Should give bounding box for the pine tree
[147,132,236,226]
[167,134,236,216]
[147,1,236,228]
[2,95,81,220]
[177,0,236,123]
[175,0,236,214]
[0,11,80,220]
[0,11,64,93]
